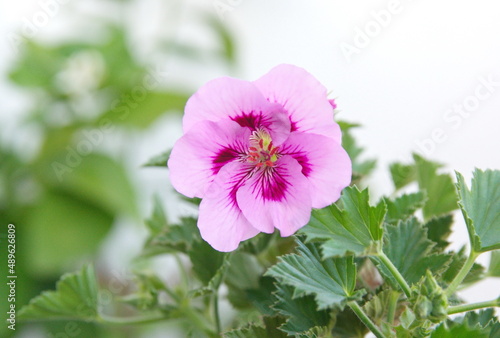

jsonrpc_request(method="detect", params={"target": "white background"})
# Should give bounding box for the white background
[1,0,499,326]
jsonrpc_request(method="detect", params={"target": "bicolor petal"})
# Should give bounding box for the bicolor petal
[237,155,312,236]
[183,77,289,144]
[168,119,250,198]
[198,161,259,252]
[253,64,342,143]
[281,133,352,208]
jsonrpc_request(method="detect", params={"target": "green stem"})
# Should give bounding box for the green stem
[98,313,167,325]
[445,250,480,296]
[447,298,500,315]
[377,252,412,298]
[348,302,386,338]
[213,292,221,334]
[386,291,400,325]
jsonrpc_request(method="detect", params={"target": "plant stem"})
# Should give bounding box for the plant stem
[445,250,480,296]
[98,313,168,325]
[213,292,221,335]
[377,252,412,298]
[447,298,500,315]
[348,301,386,338]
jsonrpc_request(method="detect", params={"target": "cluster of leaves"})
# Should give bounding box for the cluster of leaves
[18,126,500,337]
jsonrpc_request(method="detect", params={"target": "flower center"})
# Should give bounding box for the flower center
[247,129,279,168]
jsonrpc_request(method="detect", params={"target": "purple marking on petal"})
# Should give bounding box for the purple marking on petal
[279,143,313,177]
[231,111,270,130]
[291,153,313,177]
[227,165,254,206]
[211,147,240,175]
[251,168,290,202]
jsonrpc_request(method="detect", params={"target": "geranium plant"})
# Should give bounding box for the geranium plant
[19,65,500,337]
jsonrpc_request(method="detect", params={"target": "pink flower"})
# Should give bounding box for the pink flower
[168,64,351,251]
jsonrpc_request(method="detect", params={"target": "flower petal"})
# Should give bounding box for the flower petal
[198,161,260,252]
[280,133,352,208]
[253,64,341,143]
[236,155,312,237]
[183,77,290,143]
[168,119,250,198]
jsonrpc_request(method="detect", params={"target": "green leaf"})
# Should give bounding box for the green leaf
[223,316,288,338]
[23,190,113,277]
[266,240,364,310]
[413,154,458,220]
[246,276,278,316]
[144,194,168,235]
[384,192,426,224]
[19,265,99,321]
[458,309,498,328]
[39,153,138,218]
[189,240,228,286]
[338,121,376,182]
[143,150,171,167]
[389,162,417,190]
[272,284,331,335]
[141,217,199,256]
[97,91,189,129]
[301,186,386,258]
[225,253,264,309]
[331,307,369,338]
[424,215,454,251]
[431,319,490,338]
[456,169,500,252]
[377,218,451,285]
[488,250,500,277]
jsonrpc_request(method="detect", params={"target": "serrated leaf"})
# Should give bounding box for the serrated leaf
[223,316,288,338]
[143,149,171,167]
[389,162,417,190]
[431,317,491,338]
[301,186,386,258]
[272,284,331,335]
[142,217,199,256]
[414,154,458,220]
[458,309,498,328]
[376,218,451,285]
[266,240,364,310]
[384,192,426,224]
[488,250,500,277]
[298,326,331,338]
[424,215,454,251]
[19,265,99,321]
[456,169,500,252]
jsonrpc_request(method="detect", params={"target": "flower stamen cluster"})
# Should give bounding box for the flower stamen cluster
[247,129,279,168]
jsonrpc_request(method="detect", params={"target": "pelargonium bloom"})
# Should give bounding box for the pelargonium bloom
[168,64,351,251]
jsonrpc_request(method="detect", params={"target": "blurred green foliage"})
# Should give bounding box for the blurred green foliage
[0,1,237,336]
